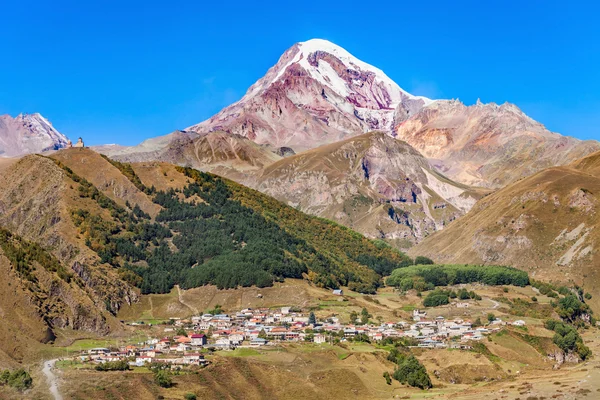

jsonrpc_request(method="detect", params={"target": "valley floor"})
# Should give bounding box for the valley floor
[2,280,599,399]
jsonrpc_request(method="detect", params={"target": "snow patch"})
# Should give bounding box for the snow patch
[298,39,435,106]
[306,58,350,97]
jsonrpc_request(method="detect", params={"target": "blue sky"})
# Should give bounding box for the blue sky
[1,1,599,145]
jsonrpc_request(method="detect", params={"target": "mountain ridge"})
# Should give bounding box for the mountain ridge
[98,38,599,193]
[394,99,600,188]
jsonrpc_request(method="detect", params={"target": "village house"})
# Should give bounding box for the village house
[412,309,427,321]
[189,333,207,346]
[314,334,327,344]
[87,348,110,356]
[182,353,206,365]
[229,332,245,345]
[135,356,153,366]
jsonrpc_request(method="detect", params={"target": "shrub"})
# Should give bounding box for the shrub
[154,370,173,388]
[414,256,434,265]
[423,290,451,307]
[383,371,392,385]
[545,319,592,360]
[556,295,590,323]
[531,280,558,298]
[95,360,130,371]
[185,394,197,400]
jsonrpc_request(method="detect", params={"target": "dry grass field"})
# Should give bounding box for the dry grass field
[2,278,599,399]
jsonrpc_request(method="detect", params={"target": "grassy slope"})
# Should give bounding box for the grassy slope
[410,151,600,310]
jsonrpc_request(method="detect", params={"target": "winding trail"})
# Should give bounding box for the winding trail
[176,284,199,316]
[42,359,63,400]
[489,298,500,309]
[148,295,155,318]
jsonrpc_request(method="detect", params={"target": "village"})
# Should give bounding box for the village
[75,291,527,369]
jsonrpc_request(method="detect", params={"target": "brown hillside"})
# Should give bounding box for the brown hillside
[51,148,161,217]
[410,150,600,309]
[0,252,51,364]
[253,131,487,247]
[0,153,140,363]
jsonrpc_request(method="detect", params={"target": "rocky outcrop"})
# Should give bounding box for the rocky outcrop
[0,113,69,157]
[549,350,581,369]
[274,146,295,157]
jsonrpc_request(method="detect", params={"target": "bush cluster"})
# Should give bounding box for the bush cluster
[94,360,130,371]
[545,320,592,360]
[387,264,529,288]
[0,369,33,392]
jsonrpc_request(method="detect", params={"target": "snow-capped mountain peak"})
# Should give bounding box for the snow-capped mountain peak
[296,39,433,105]
[188,39,434,151]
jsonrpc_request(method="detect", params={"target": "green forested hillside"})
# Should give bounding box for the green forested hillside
[54,157,414,294]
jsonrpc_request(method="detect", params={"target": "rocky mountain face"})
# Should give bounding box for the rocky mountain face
[394,100,600,188]
[409,150,600,309]
[0,113,69,157]
[251,132,486,247]
[186,39,433,152]
[104,39,599,194]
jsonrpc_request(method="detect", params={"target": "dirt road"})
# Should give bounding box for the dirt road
[42,359,63,400]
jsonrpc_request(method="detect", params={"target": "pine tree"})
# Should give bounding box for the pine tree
[308,312,317,325]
